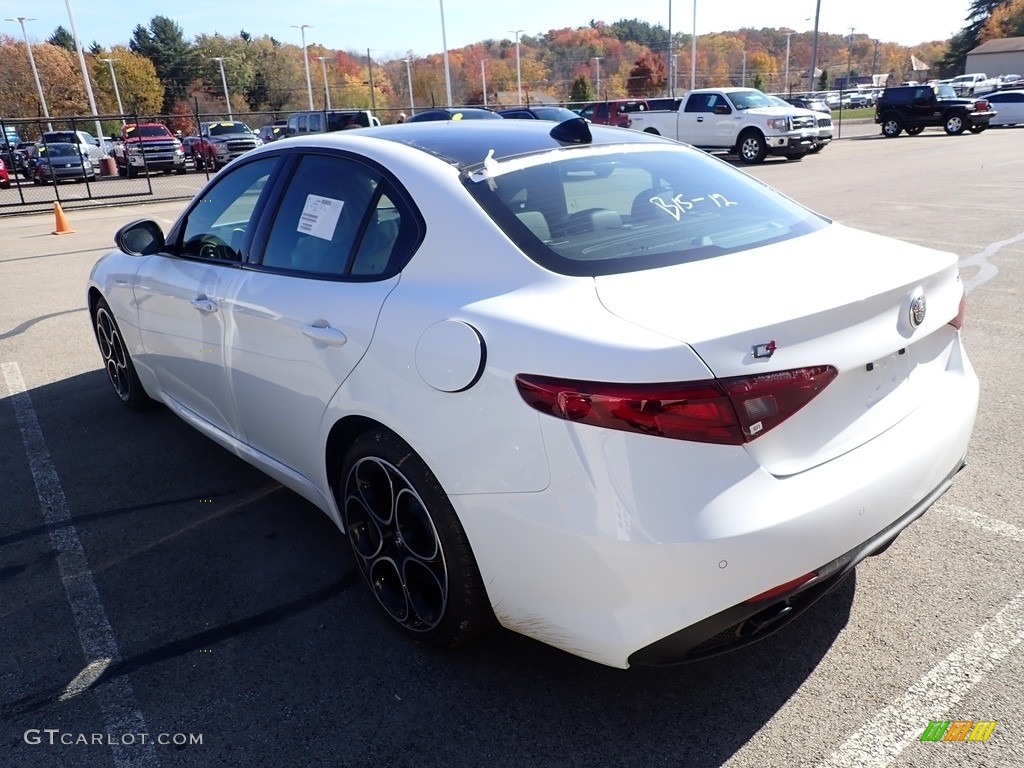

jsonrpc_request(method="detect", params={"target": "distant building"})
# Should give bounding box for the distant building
[965,36,1024,76]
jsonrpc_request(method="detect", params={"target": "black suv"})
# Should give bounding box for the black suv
[874,84,996,137]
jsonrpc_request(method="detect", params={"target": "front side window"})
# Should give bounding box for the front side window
[178,157,277,261]
[466,145,827,276]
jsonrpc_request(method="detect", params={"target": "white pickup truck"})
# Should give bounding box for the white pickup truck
[627,87,820,164]
[949,73,1000,96]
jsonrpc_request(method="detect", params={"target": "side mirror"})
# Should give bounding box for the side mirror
[713,104,731,115]
[114,219,166,256]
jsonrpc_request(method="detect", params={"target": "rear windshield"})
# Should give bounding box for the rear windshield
[465,145,827,276]
[125,126,172,138]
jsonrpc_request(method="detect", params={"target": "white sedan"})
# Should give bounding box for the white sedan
[89,119,978,668]
[985,89,1024,126]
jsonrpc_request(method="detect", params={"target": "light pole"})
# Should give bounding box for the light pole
[784,31,794,94]
[366,49,376,111]
[210,57,231,119]
[481,59,487,107]
[846,28,855,95]
[690,0,697,89]
[741,49,746,87]
[439,0,452,106]
[667,0,673,97]
[593,56,602,99]
[292,24,314,110]
[510,29,524,105]
[809,0,822,92]
[99,58,124,118]
[317,56,331,110]
[63,0,104,142]
[6,17,51,131]
[404,53,415,114]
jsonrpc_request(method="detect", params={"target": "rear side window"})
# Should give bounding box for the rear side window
[258,154,420,279]
[465,146,827,276]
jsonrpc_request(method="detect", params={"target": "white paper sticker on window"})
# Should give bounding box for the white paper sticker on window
[298,194,345,241]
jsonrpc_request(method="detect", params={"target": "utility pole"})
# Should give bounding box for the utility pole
[593,56,603,99]
[367,49,376,111]
[405,53,415,114]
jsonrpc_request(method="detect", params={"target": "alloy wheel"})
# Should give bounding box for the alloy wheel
[95,307,131,401]
[343,456,448,633]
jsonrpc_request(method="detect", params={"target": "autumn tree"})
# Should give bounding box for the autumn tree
[627,52,666,96]
[91,46,164,117]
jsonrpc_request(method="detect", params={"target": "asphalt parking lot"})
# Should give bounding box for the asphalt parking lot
[2,126,1023,768]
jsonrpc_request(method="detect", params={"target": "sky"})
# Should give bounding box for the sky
[3,1,974,58]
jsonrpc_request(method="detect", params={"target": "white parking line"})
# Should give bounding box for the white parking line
[818,503,1024,768]
[818,589,1024,768]
[945,503,1024,543]
[1,361,160,768]
[960,228,1024,294]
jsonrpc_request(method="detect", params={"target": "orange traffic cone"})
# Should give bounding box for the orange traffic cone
[52,202,75,235]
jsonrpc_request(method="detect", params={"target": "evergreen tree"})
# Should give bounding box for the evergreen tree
[818,67,829,90]
[47,26,76,52]
[130,16,199,113]
[937,0,1013,75]
[569,75,595,103]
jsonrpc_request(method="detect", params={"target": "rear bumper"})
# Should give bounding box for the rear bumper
[627,455,967,666]
[456,335,978,668]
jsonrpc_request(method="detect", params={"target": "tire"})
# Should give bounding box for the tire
[905,126,925,135]
[176,165,187,175]
[92,298,154,409]
[785,151,807,161]
[969,124,987,134]
[339,428,494,648]
[117,165,127,178]
[126,164,136,179]
[881,114,903,137]
[944,113,967,135]
[193,153,204,171]
[737,130,768,164]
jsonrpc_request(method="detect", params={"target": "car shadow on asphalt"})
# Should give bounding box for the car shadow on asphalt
[2,368,855,767]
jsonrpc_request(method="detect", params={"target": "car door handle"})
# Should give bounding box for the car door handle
[191,297,218,313]
[696,116,704,122]
[301,322,348,346]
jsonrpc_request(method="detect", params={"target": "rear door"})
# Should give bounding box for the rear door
[224,152,420,480]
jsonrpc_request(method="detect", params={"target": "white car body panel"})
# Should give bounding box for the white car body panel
[987,90,1024,125]
[87,127,979,668]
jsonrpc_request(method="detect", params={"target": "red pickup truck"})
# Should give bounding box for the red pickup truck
[114,123,186,177]
[577,99,650,128]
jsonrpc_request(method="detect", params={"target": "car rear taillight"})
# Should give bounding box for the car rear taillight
[974,99,989,110]
[515,366,837,445]
[949,290,967,330]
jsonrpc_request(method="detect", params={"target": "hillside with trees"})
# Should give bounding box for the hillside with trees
[1,8,1019,133]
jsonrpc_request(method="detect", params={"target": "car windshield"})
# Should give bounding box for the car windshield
[208,122,252,136]
[933,85,957,98]
[45,144,81,158]
[125,126,171,138]
[729,90,779,110]
[465,145,827,276]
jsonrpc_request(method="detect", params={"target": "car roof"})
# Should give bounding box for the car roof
[284,120,672,170]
